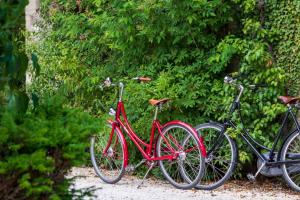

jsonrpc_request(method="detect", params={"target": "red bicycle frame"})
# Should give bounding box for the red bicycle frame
[103,82,206,169]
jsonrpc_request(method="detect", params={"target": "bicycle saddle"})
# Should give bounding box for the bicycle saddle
[149,98,170,106]
[278,96,300,105]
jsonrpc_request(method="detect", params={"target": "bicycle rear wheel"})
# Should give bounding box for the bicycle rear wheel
[156,123,205,190]
[281,131,300,192]
[90,125,125,184]
[194,123,237,190]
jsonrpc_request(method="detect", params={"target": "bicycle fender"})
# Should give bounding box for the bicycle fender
[196,121,225,131]
[208,121,225,128]
[161,120,207,157]
[107,120,129,167]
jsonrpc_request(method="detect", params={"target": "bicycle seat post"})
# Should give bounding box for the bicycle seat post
[153,106,159,120]
[119,82,124,102]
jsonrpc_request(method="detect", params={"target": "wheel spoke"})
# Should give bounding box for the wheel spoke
[157,125,203,189]
[193,124,236,190]
[282,132,300,191]
[90,127,125,184]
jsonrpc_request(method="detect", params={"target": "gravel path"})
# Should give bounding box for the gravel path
[70,167,299,200]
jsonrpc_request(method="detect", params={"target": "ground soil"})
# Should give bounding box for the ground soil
[70,167,300,200]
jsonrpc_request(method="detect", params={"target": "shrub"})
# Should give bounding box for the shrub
[0,94,99,200]
[30,0,287,176]
[0,1,99,199]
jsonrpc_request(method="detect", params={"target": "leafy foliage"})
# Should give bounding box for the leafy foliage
[265,0,300,95]
[30,0,290,176]
[0,94,99,199]
[0,1,99,199]
[0,0,31,114]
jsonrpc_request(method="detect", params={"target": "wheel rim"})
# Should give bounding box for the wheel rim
[282,133,300,190]
[157,125,203,189]
[196,125,235,189]
[91,126,124,183]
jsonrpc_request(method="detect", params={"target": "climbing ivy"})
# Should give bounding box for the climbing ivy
[265,0,300,95]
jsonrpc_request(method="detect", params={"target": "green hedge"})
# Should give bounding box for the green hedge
[30,0,287,174]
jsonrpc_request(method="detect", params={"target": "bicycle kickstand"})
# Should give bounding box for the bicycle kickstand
[247,162,266,181]
[137,162,155,189]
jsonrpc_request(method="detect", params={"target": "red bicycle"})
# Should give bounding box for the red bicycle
[90,77,206,189]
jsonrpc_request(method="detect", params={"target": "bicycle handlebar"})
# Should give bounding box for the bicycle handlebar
[249,84,268,90]
[224,75,268,102]
[102,77,151,101]
[224,76,243,102]
[103,77,151,87]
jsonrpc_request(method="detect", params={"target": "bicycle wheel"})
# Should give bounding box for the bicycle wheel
[194,123,237,190]
[90,125,125,184]
[156,123,205,190]
[281,131,300,192]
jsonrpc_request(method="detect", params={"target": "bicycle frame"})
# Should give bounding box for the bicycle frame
[102,81,206,168]
[117,101,177,161]
[214,91,300,167]
[104,101,205,166]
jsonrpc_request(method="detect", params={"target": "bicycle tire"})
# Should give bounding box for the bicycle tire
[281,131,300,192]
[90,126,125,184]
[194,123,237,190]
[156,123,205,190]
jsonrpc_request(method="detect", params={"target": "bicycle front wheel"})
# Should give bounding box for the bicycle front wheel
[194,123,237,190]
[156,123,205,190]
[90,125,125,184]
[281,131,300,192]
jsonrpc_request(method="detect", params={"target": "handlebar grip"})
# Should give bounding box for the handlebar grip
[139,77,151,82]
[249,84,268,90]
[132,77,151,82]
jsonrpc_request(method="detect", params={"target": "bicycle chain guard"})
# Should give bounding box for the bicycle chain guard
[257,153,282,177]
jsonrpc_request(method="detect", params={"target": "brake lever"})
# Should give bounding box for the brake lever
[249,84,268,91]
[249,85,256,90]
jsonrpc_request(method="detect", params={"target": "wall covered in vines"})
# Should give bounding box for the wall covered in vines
[266,0,300,95]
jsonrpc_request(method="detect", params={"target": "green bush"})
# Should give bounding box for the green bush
[30,0,287,175]
[1,1,100,199]
[0,94,99,200]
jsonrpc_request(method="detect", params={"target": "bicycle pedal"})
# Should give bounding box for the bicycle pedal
[247,173,256,181]
[125,165,135,173]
